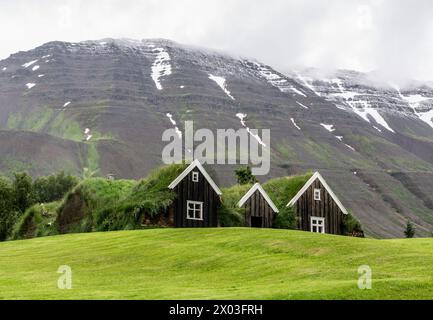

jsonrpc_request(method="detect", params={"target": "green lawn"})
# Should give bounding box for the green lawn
[1,228,433,300]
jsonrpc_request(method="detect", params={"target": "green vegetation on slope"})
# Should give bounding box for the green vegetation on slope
[12,201,60,239]
[6,108,53,131]
[0,228,432,300]
[11,165,188,239]
[89,163,187,231]
[2,172,79,240]
[220,173,313,228]
[86,144,100,175]
[55,178,136,234]
[11,166,362,240]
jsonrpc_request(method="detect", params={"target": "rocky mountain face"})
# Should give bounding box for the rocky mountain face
[0,38,433,238]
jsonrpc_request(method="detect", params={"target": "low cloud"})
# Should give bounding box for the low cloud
[1,0,433,82]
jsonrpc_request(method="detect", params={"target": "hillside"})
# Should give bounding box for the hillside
[13,168,325,239]
[12,164,187,239]
[0,38,433,237]
[1,228,433,299]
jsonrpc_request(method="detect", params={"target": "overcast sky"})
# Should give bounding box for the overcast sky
[1,0,433,82]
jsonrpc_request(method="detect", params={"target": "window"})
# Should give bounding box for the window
[311,217,325,233]
[314,188,321,201]
[186,201,203,220]
[192,171,199,183]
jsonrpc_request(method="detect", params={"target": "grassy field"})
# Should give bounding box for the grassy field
[1,228,433,300]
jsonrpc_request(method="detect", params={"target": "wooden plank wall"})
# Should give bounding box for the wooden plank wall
[243,190,274,228]
[173,170,220,227]
[295,178,344,235]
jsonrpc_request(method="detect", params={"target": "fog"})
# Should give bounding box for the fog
[1,0,433,83]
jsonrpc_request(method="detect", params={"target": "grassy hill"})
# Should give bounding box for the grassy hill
[1,228,432,300]
[11,164,187,239]
[14,167,347,240]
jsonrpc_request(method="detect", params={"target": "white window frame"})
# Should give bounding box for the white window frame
[192,171,199,183]
[186,200,203,220]
[311,216,325,234]
[314,188,321,201]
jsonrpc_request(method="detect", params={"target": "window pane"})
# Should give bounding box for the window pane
[192,172,199,182]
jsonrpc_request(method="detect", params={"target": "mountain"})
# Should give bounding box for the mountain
[0,38,432,238]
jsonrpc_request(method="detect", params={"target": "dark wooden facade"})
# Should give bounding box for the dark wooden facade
[241,189,275,228]
[293,177,345,235]
[171,169,220,228]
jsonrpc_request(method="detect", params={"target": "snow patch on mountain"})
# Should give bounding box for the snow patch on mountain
[236,113,267,147]
[25,83,36,89]
[291,87,307,97]
[322,78,395,133]
[296,73,321,96]
[290,118,301,130]
[397,91,433,129]
[166,113,177,126]
[319,122,356,149]
[296,74,396,133]
[251,61,306,96]
[38,74,44,78]
[320,123,336,132]
[418,110,433,129]
[296,101,309,109]
[63,101,71,108]
[1,67,6,71]
[236,113,247,126]
[351,104,395,133]
[166,113,182,139]
[329,78,358,100]
[22,60,38,68]
[151,47,172,90]
[32,65,40,71]
[345,144,356,151]
[84,128,92,141]
[208,74,235,100]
